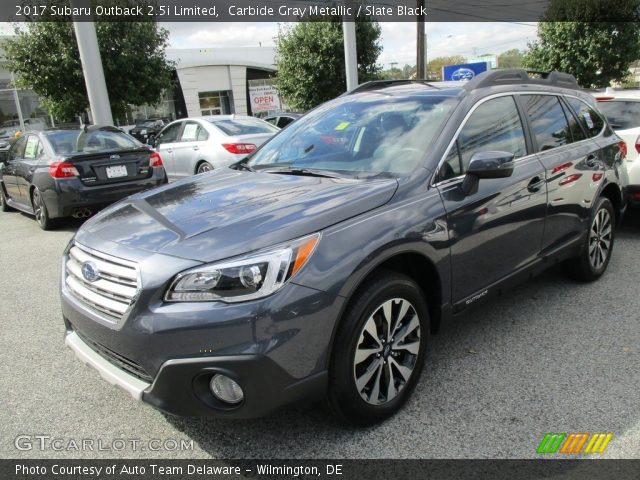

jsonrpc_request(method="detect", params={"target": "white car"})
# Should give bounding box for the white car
[153,115,279,181]
[593,88,640,205]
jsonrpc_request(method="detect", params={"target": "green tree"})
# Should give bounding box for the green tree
[275,20,382,111]
[4,17,174,122]
[497,49,525,69]
[523,0,640,87]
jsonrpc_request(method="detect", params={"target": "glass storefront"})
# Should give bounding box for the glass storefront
[198,90,232,116]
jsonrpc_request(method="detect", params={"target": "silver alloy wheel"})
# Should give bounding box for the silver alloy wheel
[197,162,212,174]
[33,190,45,227]
[589,207,612,271]
[353,298,421,405]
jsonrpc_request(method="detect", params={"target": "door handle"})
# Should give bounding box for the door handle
[527,176,544,193]
[193,146,199,151]
[166,149,172,153]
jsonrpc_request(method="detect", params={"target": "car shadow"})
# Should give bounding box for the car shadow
[161,210,640,458]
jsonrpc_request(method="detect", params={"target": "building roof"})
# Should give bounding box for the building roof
[166,47,276,71]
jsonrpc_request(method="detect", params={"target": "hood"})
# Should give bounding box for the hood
[77,169,398,263]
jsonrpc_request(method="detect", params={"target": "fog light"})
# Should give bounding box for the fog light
[209,374,244,404]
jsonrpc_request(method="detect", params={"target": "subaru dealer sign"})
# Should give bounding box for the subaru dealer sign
[442,62,489,82]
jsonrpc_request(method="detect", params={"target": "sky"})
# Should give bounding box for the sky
[0,21,539,67]
[163,22,539,67]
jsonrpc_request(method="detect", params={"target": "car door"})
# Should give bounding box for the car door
[435,94,548,307]
[172,121,210,178]
[521,94,604,253]
[3,136,27,204]
[154,121,183,180]
[15,134,44,204]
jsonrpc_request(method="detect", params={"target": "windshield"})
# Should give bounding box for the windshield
[596,100,640,130]
[45,128,141,155]
[208,118,279,136]
[247,93,458,177]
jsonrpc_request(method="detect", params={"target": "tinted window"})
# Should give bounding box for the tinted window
[595,100,640,130]
[558,99,586,142]
[249,95,459,176]
[265,117,277,125]
[278,117,295,128]
[156,122,182,145]
[8,136,27,160]
[45,129,139,155]
[565,97,604,138]
[209,118,279,136]
[523,95,571,151]
[440,96,526,180]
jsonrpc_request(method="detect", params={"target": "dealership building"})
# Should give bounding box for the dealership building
[0,42,280,131]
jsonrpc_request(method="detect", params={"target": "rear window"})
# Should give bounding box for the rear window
[208,118,278,136]
[595,100,640,130]
[45,129,140,155]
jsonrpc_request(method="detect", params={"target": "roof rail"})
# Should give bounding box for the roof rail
[344,79,441,95]
[464,69,579,91]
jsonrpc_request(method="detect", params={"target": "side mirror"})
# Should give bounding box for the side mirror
[461,151,515,195]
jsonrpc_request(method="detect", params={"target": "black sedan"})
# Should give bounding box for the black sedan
[0,126,167,230]
[129,118,166,144]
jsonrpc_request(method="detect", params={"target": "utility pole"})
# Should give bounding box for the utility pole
[343,21,358,90]
[72,0,113,125]
[416,0,425,79]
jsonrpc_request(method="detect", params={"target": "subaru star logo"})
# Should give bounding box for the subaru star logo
[81,262,100,282]
[110,154,120,160]
[452,68,476,81]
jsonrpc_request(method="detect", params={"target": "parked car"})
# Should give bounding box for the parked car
[592,88,640,206]
[151,115,279,180]
[0,125,167,230]
[61,70,626,425]
[264,112,303,129]
[129,118,166,144]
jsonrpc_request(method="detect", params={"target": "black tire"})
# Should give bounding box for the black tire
[196,161,213,174]
[0,184,12,212]
[328,270,430,426]
[31,188,55,230]
[565,196,615,282]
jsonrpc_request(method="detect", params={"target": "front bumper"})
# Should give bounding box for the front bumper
[64,330,327,418]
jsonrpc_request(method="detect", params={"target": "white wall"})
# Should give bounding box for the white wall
[176,65,233,117]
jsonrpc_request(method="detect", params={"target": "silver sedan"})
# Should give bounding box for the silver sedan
[153,115,279,180]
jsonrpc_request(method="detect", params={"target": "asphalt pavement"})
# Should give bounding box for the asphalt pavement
[1,208,638,459]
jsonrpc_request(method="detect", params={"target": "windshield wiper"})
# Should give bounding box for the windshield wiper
[231,158,254,172]
[261,167,345,179]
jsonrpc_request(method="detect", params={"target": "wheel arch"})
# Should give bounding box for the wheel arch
[599,181,623,224]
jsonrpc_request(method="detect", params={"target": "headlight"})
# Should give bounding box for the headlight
[140,129,147,135]
[165,233,320,303]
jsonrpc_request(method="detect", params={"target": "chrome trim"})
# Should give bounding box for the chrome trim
[65,331,150,400]
[62,242,141,329]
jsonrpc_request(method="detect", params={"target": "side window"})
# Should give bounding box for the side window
[196,126,209,141]
[8,136,27,161]
[156,122,182,145]
[265,117,277,125]
[560,98,587,142]
[523,95,571,151]
[24,135,41,160]
[181,122,209,142]
[278,117,294,128]
[565,97,605,138]
[439,96,526,181]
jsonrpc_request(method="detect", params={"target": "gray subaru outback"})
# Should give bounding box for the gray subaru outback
[61,70,627,425]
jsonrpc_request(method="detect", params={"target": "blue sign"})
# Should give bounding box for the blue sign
[442,62,489,82]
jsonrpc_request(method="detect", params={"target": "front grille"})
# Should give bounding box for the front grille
[65,243,140,323]
[75,330,153,383]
